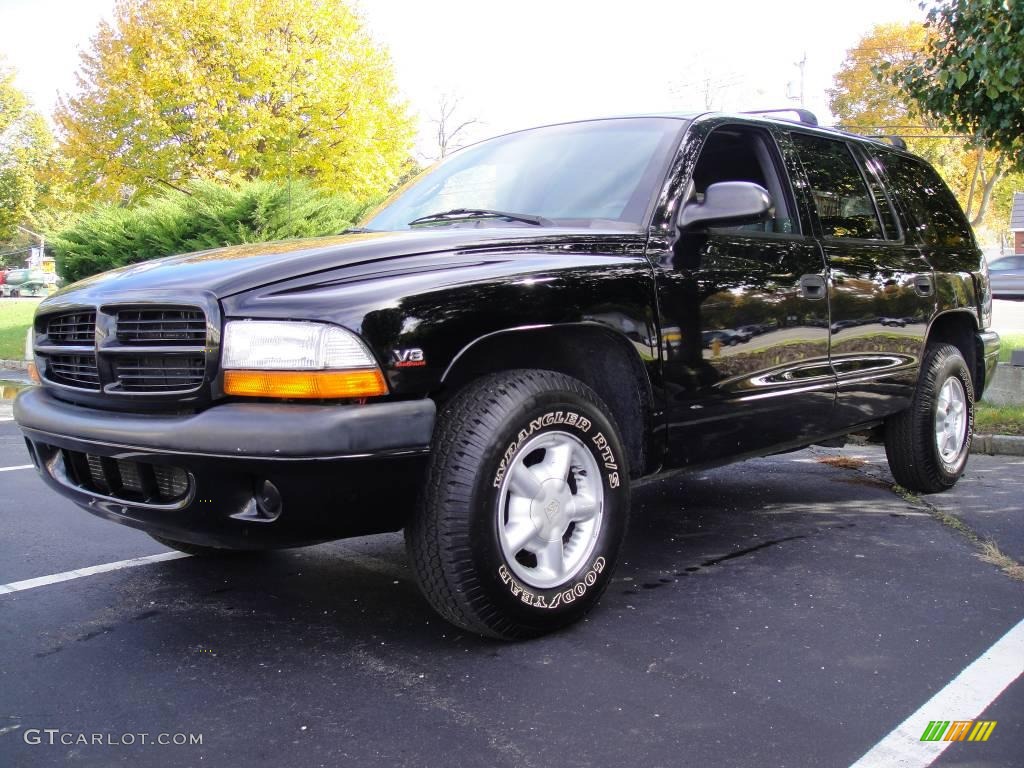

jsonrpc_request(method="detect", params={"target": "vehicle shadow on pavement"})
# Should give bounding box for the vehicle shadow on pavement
[40,450,919,653]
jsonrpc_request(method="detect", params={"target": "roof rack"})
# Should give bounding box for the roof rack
[740,108,818,127]
[875,135,908,151]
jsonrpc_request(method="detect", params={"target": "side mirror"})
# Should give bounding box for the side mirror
[678,181,772,232]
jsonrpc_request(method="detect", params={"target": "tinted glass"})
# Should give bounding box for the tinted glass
[875,151,973,248]
[363,118,682,231]
[857,151,901,240]
[990,257,1023,271]
[792,133,883,239]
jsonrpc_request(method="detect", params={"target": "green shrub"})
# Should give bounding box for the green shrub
[52,179,369,283]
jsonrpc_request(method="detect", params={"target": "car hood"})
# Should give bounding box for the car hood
[44,227,639,307]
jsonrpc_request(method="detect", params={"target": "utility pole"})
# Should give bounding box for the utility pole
[794,51,807,107]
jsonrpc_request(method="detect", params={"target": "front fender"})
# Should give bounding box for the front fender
[220,245,659,399]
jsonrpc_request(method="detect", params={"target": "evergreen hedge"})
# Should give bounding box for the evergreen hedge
[52,179,370,283]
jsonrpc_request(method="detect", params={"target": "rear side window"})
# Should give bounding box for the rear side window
[791,133,884,240]
[875,151,973,248]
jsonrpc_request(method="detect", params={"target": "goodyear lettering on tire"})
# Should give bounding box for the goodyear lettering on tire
[498,557,606,609]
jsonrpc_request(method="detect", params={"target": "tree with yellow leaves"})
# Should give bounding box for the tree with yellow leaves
[828,21,1018,235]
[56,0,415,204]
[0,59,55,242]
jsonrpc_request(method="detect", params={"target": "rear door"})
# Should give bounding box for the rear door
[787,132,933,427]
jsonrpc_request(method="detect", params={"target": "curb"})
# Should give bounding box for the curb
[972,434,1024,457]
[0,360,28,371]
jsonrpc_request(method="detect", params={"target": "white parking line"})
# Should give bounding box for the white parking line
[0,464,33,472]
[0,551,191,595]
[849,616,1024,768]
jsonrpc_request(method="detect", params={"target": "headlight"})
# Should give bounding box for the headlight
[221,320,387,399]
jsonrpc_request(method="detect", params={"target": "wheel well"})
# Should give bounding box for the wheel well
[439,325,653,477]
[926,311,980,392]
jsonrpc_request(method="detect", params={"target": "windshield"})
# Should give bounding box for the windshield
[362,118,684,231]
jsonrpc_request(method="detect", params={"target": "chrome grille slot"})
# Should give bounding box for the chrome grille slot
[47,354,101,389]
[45,311,96,344]
[116,308,207,344]
[113,355,205,392]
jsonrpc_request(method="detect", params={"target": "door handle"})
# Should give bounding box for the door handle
[799,273,827,300]
[914,275,934,297]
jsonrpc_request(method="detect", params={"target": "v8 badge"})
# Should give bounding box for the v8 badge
[392,348,426,368]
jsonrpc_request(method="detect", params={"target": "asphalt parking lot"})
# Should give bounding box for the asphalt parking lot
[1,410,1022,768]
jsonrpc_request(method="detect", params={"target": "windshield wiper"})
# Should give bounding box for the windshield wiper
[408,208,553,227]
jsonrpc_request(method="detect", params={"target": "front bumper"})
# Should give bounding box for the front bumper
[977,330,1000,400]
[15,388,435,548]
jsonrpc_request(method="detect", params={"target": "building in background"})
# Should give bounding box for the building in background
[1012,192,1024,255]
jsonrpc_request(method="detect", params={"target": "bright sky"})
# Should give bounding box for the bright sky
[0,0,924,155]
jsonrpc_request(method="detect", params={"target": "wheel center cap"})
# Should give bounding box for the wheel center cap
[544,499,560,521]
[530,479,572,541]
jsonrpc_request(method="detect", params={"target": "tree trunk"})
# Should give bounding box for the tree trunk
[964,148,982,219]
[970,163,1003,228]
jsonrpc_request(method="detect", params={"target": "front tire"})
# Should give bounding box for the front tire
[884,343,974,493]
[407,369,630,639]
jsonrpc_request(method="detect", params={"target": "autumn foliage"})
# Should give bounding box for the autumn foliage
[55,0,415,204]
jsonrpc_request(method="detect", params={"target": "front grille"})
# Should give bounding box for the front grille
[47,354,100,389]
[62,448,190,503]
[116,308,207,344]
[46,311,96,344]
[113,355,205,391]
[37,304,211,399]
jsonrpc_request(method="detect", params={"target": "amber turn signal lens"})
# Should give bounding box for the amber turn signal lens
[223,369,388,399]
[27,361,40,384]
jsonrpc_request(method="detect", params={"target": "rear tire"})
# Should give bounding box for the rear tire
[407,369,630,639]
[884,343,974,493]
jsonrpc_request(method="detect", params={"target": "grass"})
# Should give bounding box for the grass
[976,402,1024,436]
[998,331,1024,363]
[892,484,1024,583]
[0,299,37,360]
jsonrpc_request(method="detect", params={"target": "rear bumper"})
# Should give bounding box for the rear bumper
[14,388,434,548]
[977,330,1000,399]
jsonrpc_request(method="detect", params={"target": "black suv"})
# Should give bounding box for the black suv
[15,111,1000,638]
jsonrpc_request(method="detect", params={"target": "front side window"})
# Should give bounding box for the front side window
[362,118,683,232]
[688,125,798,234]
[792,133,884,240]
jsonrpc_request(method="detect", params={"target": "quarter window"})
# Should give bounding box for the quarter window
[875,151,973,248]
[792,133,884,240]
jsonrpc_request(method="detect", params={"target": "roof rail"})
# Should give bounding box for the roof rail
[740,108,818,127]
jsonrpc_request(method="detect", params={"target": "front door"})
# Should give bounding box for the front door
[655,121,834,469]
